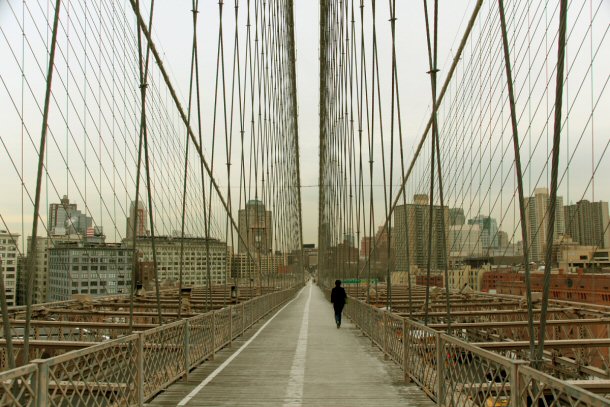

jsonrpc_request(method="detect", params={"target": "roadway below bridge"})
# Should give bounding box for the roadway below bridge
[147,282,434,406]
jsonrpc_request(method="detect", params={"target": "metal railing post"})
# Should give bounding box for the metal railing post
[242,303,245,335]
[370,307,374,346]
[184,320,190,382]
[229,305,233,348]
[250,299,254,328]
[359,303,364,333]
[510,361,526,407]
[402,318,411,383]
[32,359,48,407]
[383,311,389,360]
[136,333,144,406]
[264,295,268,316]
[211,311,216,360]
[436,333,444,405]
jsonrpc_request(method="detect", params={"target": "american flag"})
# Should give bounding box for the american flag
[86,227,95,237]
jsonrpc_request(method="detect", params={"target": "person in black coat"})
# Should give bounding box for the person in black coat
[330,279,347,328]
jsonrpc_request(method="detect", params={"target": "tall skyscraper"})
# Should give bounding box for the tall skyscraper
[48,195,92,236]
[524,188,565,263]
[238,199,272,255]
[468,214,499,252]
[0,230,20,307]
[394,194,449,271]
[564,200,610,248]
[497,231,510,250]
[449,208,466,226]
[126,200,148,240]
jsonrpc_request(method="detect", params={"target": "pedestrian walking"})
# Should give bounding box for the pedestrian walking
[330,279,347,328]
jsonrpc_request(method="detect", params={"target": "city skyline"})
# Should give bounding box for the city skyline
[9,188,609,255]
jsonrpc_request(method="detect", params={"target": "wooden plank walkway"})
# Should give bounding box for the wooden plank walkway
[146,283,435,406]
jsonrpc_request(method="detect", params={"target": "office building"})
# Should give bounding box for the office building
[48,195,92,236]
[0,230,19,307]
[449,208,466,226]
[524,188,565,263]
[448,224,482,258]
[497,231,509,250]
[446,266,484,291]
[48,242,132,301]
[238,200,272,255]
[231,252,285,280]
[564,200,610,249]
[468,215,499,252]
[394,194,449,272]
[128,236,228,286]
[18,234,82,304]
[126,200,148,240]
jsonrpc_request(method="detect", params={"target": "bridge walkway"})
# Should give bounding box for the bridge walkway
[147,283,435,406]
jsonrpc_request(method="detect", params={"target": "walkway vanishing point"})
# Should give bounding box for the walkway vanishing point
[148,283,434,406]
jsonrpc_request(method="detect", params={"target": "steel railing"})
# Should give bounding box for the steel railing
[0,285,301,406]
[0,364,37,407]
[344,296,610,407]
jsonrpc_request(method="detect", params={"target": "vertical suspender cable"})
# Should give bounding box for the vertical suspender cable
[24,0,62,364]
[392,32,414,316]
[537,0,568,366]
[423,0,436,326]
[224,0,240,306]
[430,0,451,333]
[497,0,536,360]
[127,0,262,307]
[178,0,200,319]
[286,0,305,285]
[134,0,163,326]
[353,0,483,301]
[318,0,326,287]
[387,0,398,312]
[192,0,210,311]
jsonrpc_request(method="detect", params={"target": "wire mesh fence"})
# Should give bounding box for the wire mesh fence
[0,285,301,406]
[344,296,610,406]
[0,364,37,407]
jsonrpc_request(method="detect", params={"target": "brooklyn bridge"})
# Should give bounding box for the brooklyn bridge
[0,0,609,405]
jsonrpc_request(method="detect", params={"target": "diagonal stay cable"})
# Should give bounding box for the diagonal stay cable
[356,0,484,293]
[127,0,264,279]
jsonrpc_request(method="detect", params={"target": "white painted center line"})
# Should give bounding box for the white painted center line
[282,283,312,407]
[176,286,306,406]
